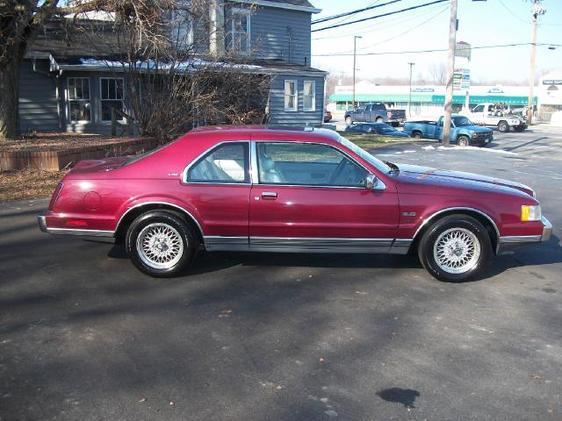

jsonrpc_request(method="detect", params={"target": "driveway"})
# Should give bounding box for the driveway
[1,126,561,420]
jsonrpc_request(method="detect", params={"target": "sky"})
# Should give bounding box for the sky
[310,0,562,84]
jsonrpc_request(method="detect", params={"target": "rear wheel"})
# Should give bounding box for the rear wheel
[126,211,198,277]
[457,135,470,147]
[376,117,384,123]
[498,121,509,132]
[417,214,492,282]
[345,116,353,126]
[411,131,422,139]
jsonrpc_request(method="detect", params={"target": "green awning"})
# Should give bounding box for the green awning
[329,93,537,106]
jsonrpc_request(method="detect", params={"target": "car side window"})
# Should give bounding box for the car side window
[257,142,368,187]
[187,142,249,183]
[473,105,484,113]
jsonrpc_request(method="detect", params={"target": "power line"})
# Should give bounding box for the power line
[312,42,561,57]
[329,5,448,55]
[312,0,403,25]
[312,0,448,33]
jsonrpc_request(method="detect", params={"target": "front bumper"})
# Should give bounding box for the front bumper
[497,216,552,254]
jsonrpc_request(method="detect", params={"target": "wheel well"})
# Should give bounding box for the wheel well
[409,210,499,255]
[412,130,422,136]
[114,204,204,244]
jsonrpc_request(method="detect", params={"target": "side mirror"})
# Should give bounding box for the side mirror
[365,173,386,190]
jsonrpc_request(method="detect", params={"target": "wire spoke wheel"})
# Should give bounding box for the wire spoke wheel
[433,227,481,275]
[136,223,185,270]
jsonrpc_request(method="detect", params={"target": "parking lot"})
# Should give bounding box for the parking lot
[1,126,561,420]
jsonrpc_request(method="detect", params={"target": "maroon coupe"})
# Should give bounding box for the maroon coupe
[38,127,552,282]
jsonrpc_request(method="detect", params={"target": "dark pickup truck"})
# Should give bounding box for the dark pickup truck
[345,103,406,127]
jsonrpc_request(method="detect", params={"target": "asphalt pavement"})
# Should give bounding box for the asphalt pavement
[1,126,561,420]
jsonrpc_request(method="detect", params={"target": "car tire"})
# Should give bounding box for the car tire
[457,135,470,147]
[417,214,493,282]
[498,121,509,132]
[345,116,353,126]
[376,117,384,123]
[412,131,422,139]
[126,210,199,277]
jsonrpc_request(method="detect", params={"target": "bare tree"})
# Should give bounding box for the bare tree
[428,62,447,85]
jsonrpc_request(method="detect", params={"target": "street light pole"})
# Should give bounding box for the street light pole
[408,62,415,118]
[352,35,362,109]
[528,1,545,124]
[442,0,458,146]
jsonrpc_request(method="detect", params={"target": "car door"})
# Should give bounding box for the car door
[182,141,251,250]
[249,141,399,253]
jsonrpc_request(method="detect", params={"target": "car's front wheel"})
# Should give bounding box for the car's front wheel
[457,135,470,147]
[345,116,353,126]
[498,121,509,132]
[418,214,492,282]
[126,210,198,277]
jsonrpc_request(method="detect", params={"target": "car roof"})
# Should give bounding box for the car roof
[188,125,341,142]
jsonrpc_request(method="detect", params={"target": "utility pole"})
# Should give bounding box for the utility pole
[352,35,362,109]
[442,0,458,145]
[408,62,415,118]
[528,0,546,124]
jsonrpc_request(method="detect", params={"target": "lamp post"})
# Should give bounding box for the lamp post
[352,35,362,109]
[528,0,546,124]
[442,0,458,146]
[408,62,415,118]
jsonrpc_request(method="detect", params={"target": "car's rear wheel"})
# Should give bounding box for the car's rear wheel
[376,117,384,123]
[417,214,492,282]
[126,211,198,277]
[411,131,422,139]
[345,116,353,126]
[457,135,470,147]
[498,121,509,132]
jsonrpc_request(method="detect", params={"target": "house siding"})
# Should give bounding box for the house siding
[251,6,312,66]
[268,74,324,126]
[19,60,60,133]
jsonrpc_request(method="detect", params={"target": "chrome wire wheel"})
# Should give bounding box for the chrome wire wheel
[136,223,185,270]
[433,227,481,274]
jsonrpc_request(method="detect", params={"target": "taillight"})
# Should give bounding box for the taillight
[48,182,64,210]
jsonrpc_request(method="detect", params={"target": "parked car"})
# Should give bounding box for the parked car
[404,115,493,146]
[324,110,333,123]
[464,103,527,132]
[38,127,551,282]
[345,122,409,138]
[345,103,406,127]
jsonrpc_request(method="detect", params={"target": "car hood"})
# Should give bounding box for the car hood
[394,163,534,197]
[462,125,493,134]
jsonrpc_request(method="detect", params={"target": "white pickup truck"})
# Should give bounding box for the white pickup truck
[464,103,527,132]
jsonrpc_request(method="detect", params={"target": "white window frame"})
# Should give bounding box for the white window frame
[284,80,298,112]
[303,80,316,112]
[67,77,91,123]
[99,77,125,122]
[227,7,251,54]
[171,9,194,50]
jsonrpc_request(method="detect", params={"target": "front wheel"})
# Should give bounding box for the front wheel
[417,214,493,282]
[345,116,353,126]
[457,135,470,147]
[498,121,509,132]
[375,117,384,123]
[126,210,198,277]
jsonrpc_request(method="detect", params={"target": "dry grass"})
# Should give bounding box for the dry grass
[0,169,67,201]
[0,132,148,152]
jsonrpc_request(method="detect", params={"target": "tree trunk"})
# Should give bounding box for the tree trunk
[0,55,22,140]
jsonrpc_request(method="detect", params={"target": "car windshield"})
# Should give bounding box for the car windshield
[452,116,473,126]
[337,135,392,174]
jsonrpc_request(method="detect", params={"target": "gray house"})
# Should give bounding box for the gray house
[19,0,326,135]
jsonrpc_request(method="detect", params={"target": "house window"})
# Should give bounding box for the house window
[100,78,125,122]
[226,8,251,54]
[67,78,91,122]
[303,80,316,111]
[284,80,297,111]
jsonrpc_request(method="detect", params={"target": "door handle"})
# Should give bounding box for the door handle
[261,191,278,200]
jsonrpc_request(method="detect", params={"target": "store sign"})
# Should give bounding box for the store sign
[455,42,471,60]
[543,80,562,85]
[453,68,470,91]
[412,87,434,92]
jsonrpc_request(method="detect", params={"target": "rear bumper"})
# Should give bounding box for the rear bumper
[37,214,115,243]
[497,216,552,254]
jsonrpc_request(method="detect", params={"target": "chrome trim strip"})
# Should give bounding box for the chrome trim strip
[204,236,249,251]
[45,227,115,237]
[115,202,204,237]
[250,141,258,184]
[181,140,251,185]
[389,238,413,255]
[37,215,48,233]
[250,236,393,254]
[413,207,501,242]
[499,235,542,244]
